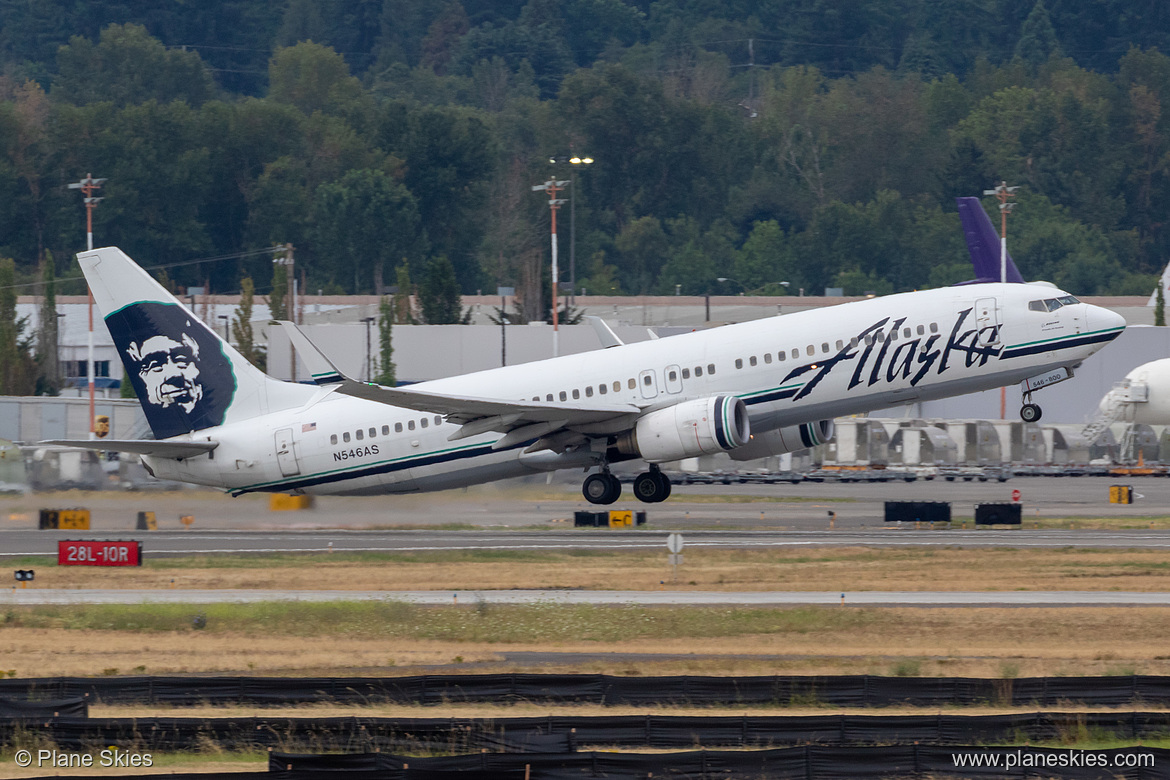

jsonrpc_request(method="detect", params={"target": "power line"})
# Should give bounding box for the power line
[0,247,286,293]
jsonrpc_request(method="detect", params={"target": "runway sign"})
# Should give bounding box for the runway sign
[58,540,142,567]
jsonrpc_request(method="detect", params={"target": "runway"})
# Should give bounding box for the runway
[4,527,1170,557]
[1,476,1167,535]
[6,588,1170,607]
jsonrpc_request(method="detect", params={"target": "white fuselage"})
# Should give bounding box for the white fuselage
[144,283,1124,495]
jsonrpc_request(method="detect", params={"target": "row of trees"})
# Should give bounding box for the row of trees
[0,4,1168,338]
[5,0,1168,93]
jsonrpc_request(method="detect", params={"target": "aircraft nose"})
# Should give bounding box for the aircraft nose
[1088,304,1126,338]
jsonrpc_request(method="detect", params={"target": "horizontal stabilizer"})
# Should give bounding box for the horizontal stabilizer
[274,321,345,384]
[38,439,218,459]
[584,316,624,348]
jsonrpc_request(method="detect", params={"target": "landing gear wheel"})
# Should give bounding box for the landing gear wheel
[633,471,671,503]
[1020,403,1042,423]
[583,472,621,505]
[655,471,672,501]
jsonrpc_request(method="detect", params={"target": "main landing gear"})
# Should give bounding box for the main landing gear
[582,466,673,505]
[633,465,671,504]
[583,471,622,505]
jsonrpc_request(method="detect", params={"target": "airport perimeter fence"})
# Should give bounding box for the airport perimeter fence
[3,673,1170,707]
[0,696,86,719]
[8,712,1170,752]
[266,747,1170,780]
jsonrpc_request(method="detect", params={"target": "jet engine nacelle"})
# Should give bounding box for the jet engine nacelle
[728,419,835,461]
[1104,358,1170,425]
[614,395,750,463]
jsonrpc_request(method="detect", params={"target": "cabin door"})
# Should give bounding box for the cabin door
[274,428,301,477]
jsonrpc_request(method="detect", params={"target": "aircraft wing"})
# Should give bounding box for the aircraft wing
[38,439,218,459]
[275,322,640,444]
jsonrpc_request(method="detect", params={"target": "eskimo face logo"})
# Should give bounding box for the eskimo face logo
[106,302,235,439]
[127,333,204,413]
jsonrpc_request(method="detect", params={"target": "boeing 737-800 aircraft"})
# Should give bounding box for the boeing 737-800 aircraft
[46,247,1125,504]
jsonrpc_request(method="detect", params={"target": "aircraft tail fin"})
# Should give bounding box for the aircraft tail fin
[955,196,1025,284]
[78,247,314,440]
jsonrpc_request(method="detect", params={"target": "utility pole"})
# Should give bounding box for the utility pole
[68,174,106,440]
[983,181,1018,284]
[531,178,569,357]
[983,181,1019,419]
[497,286,514,367]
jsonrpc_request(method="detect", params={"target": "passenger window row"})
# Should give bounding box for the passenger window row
[329,415,443,445]
[734,323,941,369]
[529,364,718,403]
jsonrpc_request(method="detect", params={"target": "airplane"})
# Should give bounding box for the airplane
[43,245,1126,505]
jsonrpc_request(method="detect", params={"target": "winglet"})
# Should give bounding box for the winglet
[275,321,347,385]
[955,196,1025,284]
[584,316,624,348]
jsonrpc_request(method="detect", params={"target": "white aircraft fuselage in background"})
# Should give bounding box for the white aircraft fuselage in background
[52,249,1125,504]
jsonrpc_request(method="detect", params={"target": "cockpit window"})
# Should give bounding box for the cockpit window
[1029,296,1080,313]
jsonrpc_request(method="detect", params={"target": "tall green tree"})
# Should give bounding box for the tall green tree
[268,262,288,322]
[375,296,396,385]
[232,277,265,370]
[0,257,33,394]
[54,24,215,107]
[267,42,367,118]
[313,168,425,293]
[1014,0,1061,66]
[34,251,59,395]
[418,255,464,323]
[392,262,416,324]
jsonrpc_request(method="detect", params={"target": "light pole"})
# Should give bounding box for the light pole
[716,277,746,294]
[549,155,593,304]
[67,174,106,439]
[531,178,569,357]
[983,181,1018,419]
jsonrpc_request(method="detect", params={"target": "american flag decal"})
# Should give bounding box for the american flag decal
[302,422,317,432]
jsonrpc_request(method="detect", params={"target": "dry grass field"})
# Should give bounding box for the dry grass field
[2,602,1169,678]
[4,546,1170,679]
[12,545,1170,592]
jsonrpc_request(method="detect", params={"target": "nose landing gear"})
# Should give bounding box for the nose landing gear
[1020,391,1042,423]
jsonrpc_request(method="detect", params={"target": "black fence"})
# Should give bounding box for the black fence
[8,712,1170,753]
[268,747,1170,779]
[0,696,86,719]
[3,674,1170,707]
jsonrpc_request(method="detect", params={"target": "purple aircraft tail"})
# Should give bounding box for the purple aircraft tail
[955,196,1025,284]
